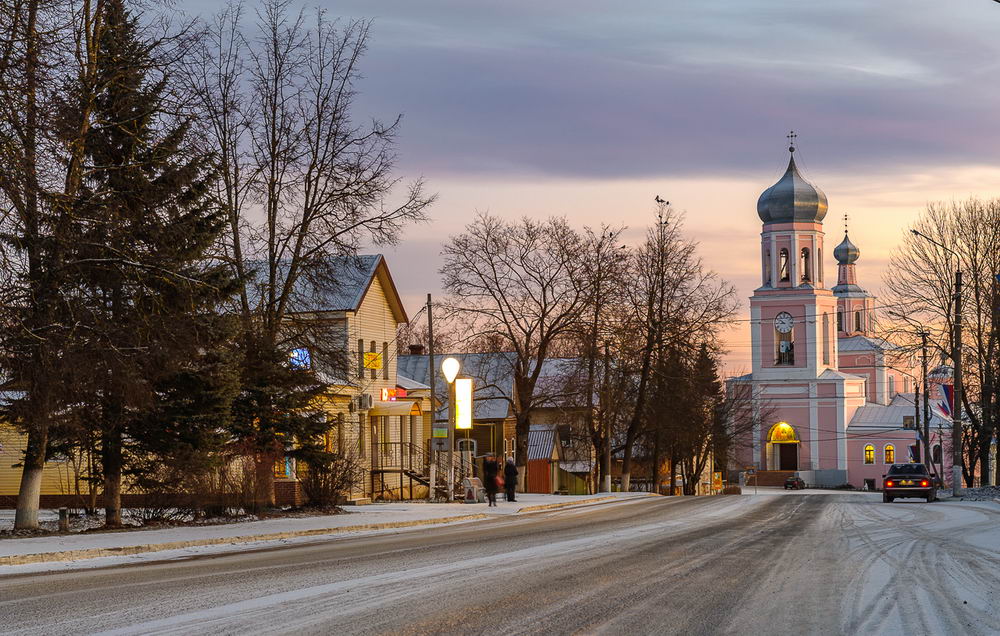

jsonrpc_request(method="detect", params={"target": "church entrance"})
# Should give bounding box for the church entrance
[766,422,800,471]
[778,443,798,471]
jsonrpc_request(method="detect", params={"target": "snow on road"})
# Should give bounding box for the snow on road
[4,490,1000,635]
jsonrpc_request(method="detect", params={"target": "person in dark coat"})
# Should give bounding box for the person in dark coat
[482,454,500,506]
[504,458,519,502]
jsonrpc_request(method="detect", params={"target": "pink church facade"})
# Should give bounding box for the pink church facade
[731,144,954,489]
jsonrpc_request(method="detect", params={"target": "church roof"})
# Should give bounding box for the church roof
[834,232,860,264]
[848,393,948,429]
[757,150,828,224]
[838,335,895,352]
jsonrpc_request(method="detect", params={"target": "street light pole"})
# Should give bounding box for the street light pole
[911,229,963,496]
[919,330,932,475]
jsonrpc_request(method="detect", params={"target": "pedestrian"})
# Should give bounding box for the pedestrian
[483,454,500,507]
[504,457,519,502]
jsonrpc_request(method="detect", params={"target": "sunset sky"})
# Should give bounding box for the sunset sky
[195,0,1000,371]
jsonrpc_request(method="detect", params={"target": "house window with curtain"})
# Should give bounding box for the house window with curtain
[884,444,895,464]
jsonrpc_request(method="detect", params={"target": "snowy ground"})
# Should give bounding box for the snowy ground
[4,490,1000,634]
[0,492,642,569]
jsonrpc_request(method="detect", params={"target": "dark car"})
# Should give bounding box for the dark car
[882,463,936,503]
[784,475,805,490]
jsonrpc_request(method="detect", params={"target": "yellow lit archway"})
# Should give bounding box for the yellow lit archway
[767,421,799,444]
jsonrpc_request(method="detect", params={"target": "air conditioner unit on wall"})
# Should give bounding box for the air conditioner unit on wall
[357,394,374,410]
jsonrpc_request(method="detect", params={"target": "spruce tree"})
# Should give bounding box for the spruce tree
[62,0,236,526]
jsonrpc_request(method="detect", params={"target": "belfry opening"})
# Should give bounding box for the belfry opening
[766,422,799,471]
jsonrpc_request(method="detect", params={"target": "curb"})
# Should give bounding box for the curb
[0,514,488,567]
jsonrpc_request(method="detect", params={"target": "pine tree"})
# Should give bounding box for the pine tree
[62,0,237,526]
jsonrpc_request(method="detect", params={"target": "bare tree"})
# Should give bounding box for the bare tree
[884,198,1000,486]
[190,0,433,505]
[441,213,588,477]
[618,203,738,491]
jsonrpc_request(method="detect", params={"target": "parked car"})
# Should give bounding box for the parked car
[784,475,806,490]
[882,463,936,503]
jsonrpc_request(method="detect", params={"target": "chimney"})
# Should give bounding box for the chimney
[408,344,426,355]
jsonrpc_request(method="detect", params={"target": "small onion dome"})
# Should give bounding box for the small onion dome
[757,152,828,224]
[834,232,860,264]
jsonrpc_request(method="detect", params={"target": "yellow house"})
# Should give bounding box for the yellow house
[0,254,434,508]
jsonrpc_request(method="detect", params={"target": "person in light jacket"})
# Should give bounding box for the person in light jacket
[504,458,519,502]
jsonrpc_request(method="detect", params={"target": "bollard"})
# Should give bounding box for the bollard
[58,507,69,533]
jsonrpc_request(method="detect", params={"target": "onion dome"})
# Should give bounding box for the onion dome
[757,150,828,224]
[834,232,860,264]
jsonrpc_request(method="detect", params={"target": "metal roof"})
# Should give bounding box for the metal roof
[757,151,828,224]
[528,427,557,460]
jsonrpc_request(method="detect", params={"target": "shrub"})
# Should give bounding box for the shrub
[300,450,364,509]
[721,485,742,495]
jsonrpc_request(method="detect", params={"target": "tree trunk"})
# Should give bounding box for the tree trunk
[14,427,47,529]
[651,427,661,495]
[102,430,123,527]
[255,455,276,511]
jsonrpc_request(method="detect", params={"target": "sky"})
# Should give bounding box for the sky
[184,0,1000,371]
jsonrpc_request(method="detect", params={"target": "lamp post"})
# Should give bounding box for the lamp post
[442,357,461,500]
[910,229,963,496]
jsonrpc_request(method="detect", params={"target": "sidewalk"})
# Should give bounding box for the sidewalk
[0,492,653,567]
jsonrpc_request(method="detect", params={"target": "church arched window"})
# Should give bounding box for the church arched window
[800,248,811,282]
[822,313,830,365]
[884,444,895,464]
[889,375,896,397]
[764,249,772,285]
[864,444,875,465]
[837,310,843,332]
[778,248,789,282]
[817,248,822,283]
[855,310,862,332]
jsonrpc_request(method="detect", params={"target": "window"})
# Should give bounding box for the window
[776,329,794,365]
[889,376,896,397]
[289,347,311,369]
[884,444,896,464]
[800,247,811,282]
[764,249,772,285]
[778,248,789,282]
[358,339,365,379]
[855,310,862,332]
[817,248,822,283]
[382,341,389,380]
[864,444,875,465]
[822,313,830,365]
[370,341,377,379]
[932,444,942,464]
[837,310,843,332]
[358,413,366,458]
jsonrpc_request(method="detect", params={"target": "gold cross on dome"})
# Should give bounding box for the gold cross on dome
[787,130,797,150]
[843,213,849,234]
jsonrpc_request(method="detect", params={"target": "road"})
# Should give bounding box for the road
[3,491,1000,635]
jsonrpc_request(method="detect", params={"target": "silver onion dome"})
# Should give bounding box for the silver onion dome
[757,151,828,224]
[834,232,860,264]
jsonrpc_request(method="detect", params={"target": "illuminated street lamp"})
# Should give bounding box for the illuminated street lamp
[441,357,461,499]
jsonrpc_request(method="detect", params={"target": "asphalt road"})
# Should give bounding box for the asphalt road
[2,492,1000,635]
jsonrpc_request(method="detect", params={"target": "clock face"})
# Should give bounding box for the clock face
[774,312,794,334]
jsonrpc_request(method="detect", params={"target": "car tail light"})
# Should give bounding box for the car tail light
[920,480,929,487]
[885,480,894,488]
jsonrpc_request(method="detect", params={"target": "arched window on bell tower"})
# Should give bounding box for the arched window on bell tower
[778,248,789,282]
[800,247,811,282]
[855,310,862,332]
[764,249,772,286]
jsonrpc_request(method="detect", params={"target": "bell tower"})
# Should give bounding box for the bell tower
[832,216,876,337]
[751,134,840,379]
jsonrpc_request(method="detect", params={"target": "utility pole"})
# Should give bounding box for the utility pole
[953,270,963,496]
[919,331,932,476]
[426,293,437,501]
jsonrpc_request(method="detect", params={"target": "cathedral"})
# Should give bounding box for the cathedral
[731,141,954,490]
